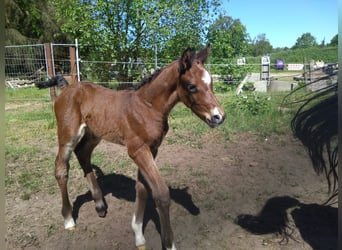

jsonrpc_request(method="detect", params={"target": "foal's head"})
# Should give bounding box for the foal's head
[177,45,225,128]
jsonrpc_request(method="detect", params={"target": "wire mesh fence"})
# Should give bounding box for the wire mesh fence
[5,44,47,88]
[79,60,157,87]
[5,43,337,93]
[2,43,283,89]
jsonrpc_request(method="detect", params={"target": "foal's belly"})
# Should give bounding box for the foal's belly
[85,120,125,146]
[101,132,125,146]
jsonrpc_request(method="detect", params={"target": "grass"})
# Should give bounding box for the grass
[169,91,298,141]
[6,87,51,100]
[5,86,300,200]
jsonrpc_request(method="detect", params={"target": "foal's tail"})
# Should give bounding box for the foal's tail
[35,73,69,89]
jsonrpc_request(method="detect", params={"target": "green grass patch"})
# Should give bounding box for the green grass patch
[168,92,298,140]
[5,145,40,162]
[6,87,51,100]
[6,107,53,122]
[220,93,297,136]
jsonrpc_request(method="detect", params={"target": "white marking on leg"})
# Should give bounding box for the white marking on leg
[202,69,211,86]
[76,123,87,142]
[167,243,177,250]
[63,123,87,160]
[64,217,76,230]
[131,214,146,247]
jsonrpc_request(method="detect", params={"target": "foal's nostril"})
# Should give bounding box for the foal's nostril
[209,107,225,126]
[213,114,222,123]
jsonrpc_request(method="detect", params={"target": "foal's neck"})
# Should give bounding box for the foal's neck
[137,61,180,116]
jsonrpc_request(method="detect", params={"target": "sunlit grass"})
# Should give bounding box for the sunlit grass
[6,87,51,100]
[169,92,299,141]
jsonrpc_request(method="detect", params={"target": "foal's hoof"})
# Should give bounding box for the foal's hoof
[96,205,107,218]
[137,245,146,250]
[64,218,76,230]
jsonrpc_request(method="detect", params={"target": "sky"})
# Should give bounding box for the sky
[221,0,338,48]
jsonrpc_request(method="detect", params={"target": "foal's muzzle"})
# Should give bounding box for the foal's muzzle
[207,113,225,128]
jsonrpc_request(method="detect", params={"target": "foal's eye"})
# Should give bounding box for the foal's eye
[186,84,197,93]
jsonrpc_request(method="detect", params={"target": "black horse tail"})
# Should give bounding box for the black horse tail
[35,73,69,89]
[283,76,338,204]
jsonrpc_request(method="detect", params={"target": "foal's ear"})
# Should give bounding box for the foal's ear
[179,47,193,74]
[195,44,211,63]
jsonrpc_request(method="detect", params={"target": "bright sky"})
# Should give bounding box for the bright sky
[221,0,338,48]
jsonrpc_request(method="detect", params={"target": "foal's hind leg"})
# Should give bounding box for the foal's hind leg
[74,133,107,217]
[55,123,87,230]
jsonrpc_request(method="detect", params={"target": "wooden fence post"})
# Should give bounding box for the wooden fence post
[69,46,78,84]
[303,57,307,88]
[44,43,56,101]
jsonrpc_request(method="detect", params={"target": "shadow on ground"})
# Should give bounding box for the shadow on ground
[235,196,337,250]
[72,165,200,237]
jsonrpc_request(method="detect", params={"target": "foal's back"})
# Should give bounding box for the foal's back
[54,82,133,144]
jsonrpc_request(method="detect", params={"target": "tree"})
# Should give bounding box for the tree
[157,0,220,61]
[52,0,221,81]
[5,0,69,44]
[292,32,318,49]
[207,15,249,59]
[328,34,338,46]
[250,33,272,56]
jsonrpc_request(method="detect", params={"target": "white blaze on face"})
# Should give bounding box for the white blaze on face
[211,107,223,120]
[202,69,211,86]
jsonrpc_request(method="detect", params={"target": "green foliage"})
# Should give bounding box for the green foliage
[5,0,68,44]
[328,34,338,46]
[233,93,271,116]
[242,82,255,92]
[292,32,318,49]
[214,82,235,93]
[243,46,338,67]
[211,62,252,88]
[219,93,297,136]
[250,33,273,56]
[52,0,221,81]
[270,46,338,63]
[207,15,249,58]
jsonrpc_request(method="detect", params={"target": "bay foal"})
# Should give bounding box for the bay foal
[48,45,225,249]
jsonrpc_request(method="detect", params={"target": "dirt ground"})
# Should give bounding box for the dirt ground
[5,131,337,250]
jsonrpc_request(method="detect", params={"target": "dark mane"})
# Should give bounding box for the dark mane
[134,67,164,90]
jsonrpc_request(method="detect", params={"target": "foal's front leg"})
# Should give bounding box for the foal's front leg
[74,135,107,218]
[129,144,176,250]
[132,171,148,249]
